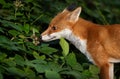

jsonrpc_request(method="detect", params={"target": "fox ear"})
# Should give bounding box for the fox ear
[68,7,82,22]
[62,8,68,13]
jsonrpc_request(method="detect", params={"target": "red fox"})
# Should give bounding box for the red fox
[41,6,120,79]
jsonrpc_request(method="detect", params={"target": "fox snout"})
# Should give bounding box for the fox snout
[39,35,42,42]
[40,33,61,42]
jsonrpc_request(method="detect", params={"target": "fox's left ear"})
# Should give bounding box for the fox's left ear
[68,7,82,22]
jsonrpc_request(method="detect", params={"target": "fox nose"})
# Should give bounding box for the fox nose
[39,35,43,42]
[40,35,42,40]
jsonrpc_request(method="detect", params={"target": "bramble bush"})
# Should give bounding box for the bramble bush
[0,0,120,79]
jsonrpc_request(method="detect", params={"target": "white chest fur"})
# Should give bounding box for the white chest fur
[64,29,94,63]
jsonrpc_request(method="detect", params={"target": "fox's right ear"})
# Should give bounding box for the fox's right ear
[67,7,82,23]
[62,8,68,13]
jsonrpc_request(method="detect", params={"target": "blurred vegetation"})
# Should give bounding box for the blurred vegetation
[0,0,120,79]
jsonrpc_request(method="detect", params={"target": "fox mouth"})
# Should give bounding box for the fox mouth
[48,36,57,41]
[50,36,56,39]
[41,30,65,42]
[41,35,58,42]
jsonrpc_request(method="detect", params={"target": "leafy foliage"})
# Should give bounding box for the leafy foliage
[0,0,120,79]
[59,38,69,57]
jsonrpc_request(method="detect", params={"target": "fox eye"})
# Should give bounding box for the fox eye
[52,26,57,30]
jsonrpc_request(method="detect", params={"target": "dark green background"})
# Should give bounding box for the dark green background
[0,0,120,79]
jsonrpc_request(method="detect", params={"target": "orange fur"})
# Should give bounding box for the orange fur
[41,7,120,79]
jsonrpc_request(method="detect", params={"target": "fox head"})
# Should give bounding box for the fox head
[41,7,82,42]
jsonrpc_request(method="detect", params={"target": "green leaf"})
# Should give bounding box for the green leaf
[19,35,26,39]
[61,71,81,79]
[40,44,49,47]
[89,65,100,75]
[81,70,92,78]
[72,63,83,71]
[48,62,62,72]
[0,27,4,33]
[39,55,46,60]
[59,38,69,56]
[0,72,3,79]
[34,64,50,73]
[7,67,26,77]
[25,60,35,67]
[0,66,5,73]
[4,58,16,67]
[8,30,20,36]
[0,0,6,5]
[16,12,23,16]
[0,36,10,43]
[24,68,36,79]
[14,54,25,66]
[32,27,39,34]
[0,20,23,32]
[24,24,30,34]
[45,70,61,79]
[31,59,47,64]
[66,53,77,67]
[33,51,40,59]
[26,0,34,2]
[0,36,20,51]
[29,59,47,69]
[33,51,46,60]
[40,47,58,55]
[0,53,7,61]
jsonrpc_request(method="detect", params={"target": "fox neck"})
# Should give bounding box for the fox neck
[64,18,96,63]
[65,18,92,45]
[65,28,94,63]
[65,29,87,53]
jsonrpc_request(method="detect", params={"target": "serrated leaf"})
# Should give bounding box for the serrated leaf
[59,38,69,56]
[45,70,61,79]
